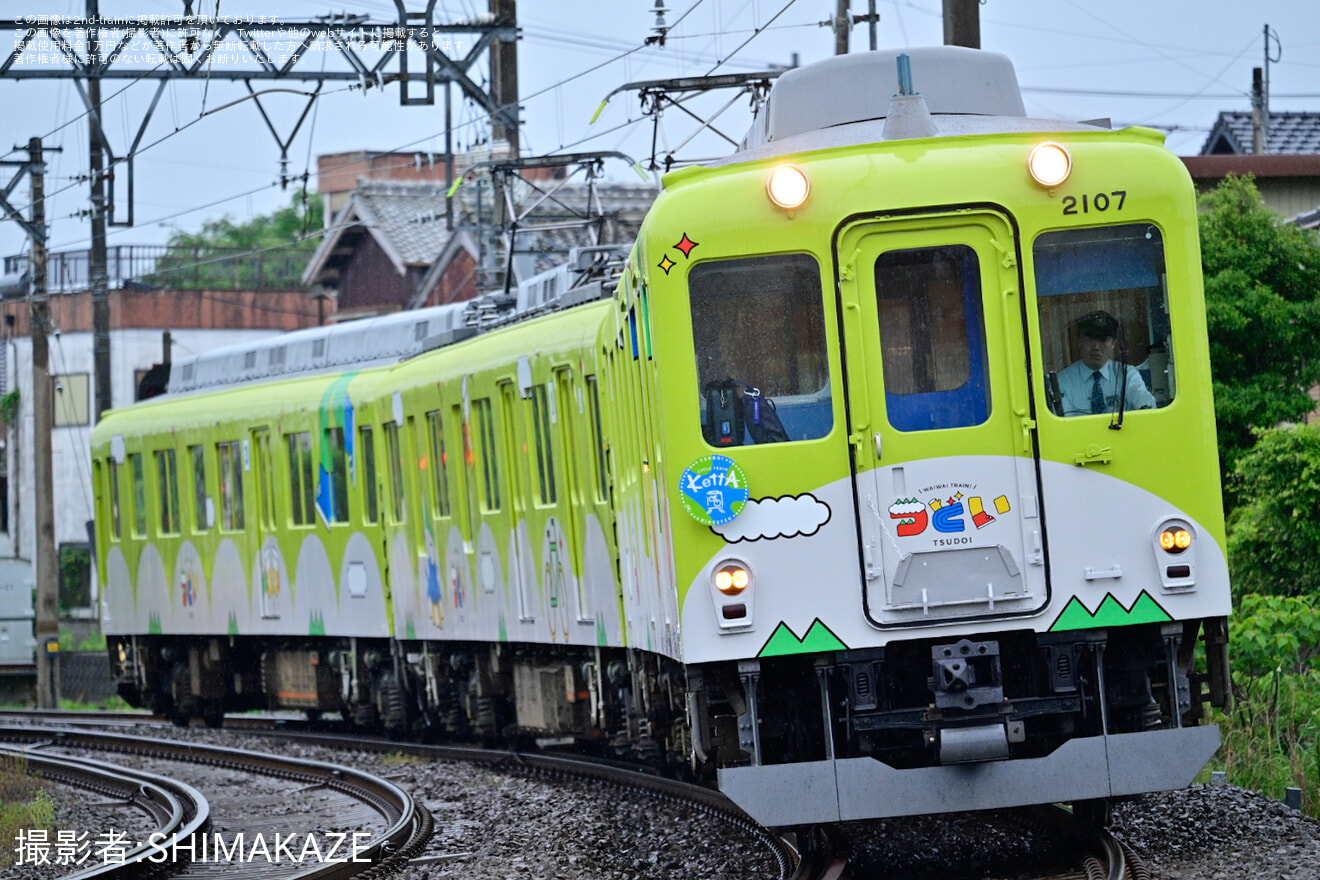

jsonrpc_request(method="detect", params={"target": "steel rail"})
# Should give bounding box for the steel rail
[0,726,426,879]
[0,742,210,878]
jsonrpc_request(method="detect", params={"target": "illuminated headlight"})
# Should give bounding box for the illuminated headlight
[714,562,751,595]
[1159,528,1193,553]
[1028,142,1072,187]
[1154,519,1197,591]
[766,164,810,210]
[710,558,754,630]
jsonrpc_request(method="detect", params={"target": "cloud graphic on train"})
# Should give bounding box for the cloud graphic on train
[711,494,832,542]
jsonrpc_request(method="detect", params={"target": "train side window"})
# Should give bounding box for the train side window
[189,444,209,531]
[216,440,245,531]
[154,449,180,535]
[689,253,832,445]
[1034,224,1174,417]
[473,398,501,512]
[875,244,990,431]
[252,429,277,530]
[384,421,407,523]
[531,385,557,506]
[359,425,379,525]
[109,459,122,540]
[324,426,350,523]
[128,453,147,538]
[286,432,315,527]
[585,375,608,502]
[426,410,451,518]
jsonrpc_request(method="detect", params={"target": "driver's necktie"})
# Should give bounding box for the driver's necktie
[1090,371,1105,414]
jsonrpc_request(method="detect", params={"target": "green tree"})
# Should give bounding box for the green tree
[1227,424,1320,597]
[1200,174,1320,500]
[148,192,324,289]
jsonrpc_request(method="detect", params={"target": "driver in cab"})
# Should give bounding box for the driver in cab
[1055,309,1156,417]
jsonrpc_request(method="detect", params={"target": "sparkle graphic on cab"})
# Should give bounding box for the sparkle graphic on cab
[888,493,1011,536]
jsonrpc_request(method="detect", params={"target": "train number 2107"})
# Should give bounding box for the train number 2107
[1063,191,1127,215]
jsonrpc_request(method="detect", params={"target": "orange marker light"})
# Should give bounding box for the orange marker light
[714,563,750,595]
[1160,529,1193,553]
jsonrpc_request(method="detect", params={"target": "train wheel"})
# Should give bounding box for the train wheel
[1072,798,1112,828]
[201,700,225,729]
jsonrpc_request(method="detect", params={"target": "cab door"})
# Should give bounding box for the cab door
[835,210,1047,626]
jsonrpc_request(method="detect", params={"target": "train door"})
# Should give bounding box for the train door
[835,210,1048,626]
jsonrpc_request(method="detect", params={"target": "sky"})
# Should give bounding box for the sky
[0,0,1318,261]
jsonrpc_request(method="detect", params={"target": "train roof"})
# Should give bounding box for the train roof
[735,46,1121,160]
[165,244,631,397]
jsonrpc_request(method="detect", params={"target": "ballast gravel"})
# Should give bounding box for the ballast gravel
[4,720,1320,879]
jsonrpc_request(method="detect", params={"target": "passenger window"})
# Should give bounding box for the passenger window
[109,459,122,540]
[426,410,451,518]
[531,385,557,506]
[286,432,315,526]
[324,426,350,523]
[359,425,379,525]
[586,375,608,502]
[689,253,832,445]
[216,440,245,531]
[473,398,500,512]
[189,444,209,531]
[155,449,180,535]
[875,244,990,431]
[1034,224,1174,418]
[384,421,407,523]
[128,453,146,537]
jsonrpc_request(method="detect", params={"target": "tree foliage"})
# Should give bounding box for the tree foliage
[1227,424,1320,597]
[1229,592,1320,676]
[1200,175,1320,495]
[147,192,324,290]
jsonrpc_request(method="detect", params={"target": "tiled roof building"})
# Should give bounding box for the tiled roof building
[1201,111,1320,156]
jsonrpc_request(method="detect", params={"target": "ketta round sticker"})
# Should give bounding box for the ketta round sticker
[679,455,749,526]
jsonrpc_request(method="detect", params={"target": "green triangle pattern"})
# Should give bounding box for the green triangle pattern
[1050,590,1173,632]
[758,618,848,658]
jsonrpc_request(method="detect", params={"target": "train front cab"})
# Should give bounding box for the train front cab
[684,195,1232,826]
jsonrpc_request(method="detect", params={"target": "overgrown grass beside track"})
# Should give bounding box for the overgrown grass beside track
[1202,591,1320,820]
[0,752,54,867]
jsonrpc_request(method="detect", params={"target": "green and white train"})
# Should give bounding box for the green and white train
[92,47,1231,826]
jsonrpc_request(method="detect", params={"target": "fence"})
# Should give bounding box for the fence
[3,244,310,293]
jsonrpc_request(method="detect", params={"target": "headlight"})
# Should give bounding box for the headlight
[1028,142,1072,188]
[766,164,810,210]
[1159,528,1192,554]
[714,562,751,595]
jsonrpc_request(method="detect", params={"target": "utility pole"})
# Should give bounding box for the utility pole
[1259,24,1281,156]
[1251,67,1265,155]
[834,0,850,55]
[27,137,59,709]
[87,0,111,422]
[490,0,520,158]
[943,0,980,49]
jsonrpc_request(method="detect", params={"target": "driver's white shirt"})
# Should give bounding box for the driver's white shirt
[1055,358,1157,416]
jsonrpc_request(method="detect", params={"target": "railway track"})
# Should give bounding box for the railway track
[1,713,796,879]
[1,712,1152,880]
[0,744,209,878]
[0,726,429,879]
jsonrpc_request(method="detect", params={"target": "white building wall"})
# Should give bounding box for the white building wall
[0,326,290,610]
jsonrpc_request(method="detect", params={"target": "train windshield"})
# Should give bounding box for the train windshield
[689,253,833,445]
[1034,224,1175,418]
